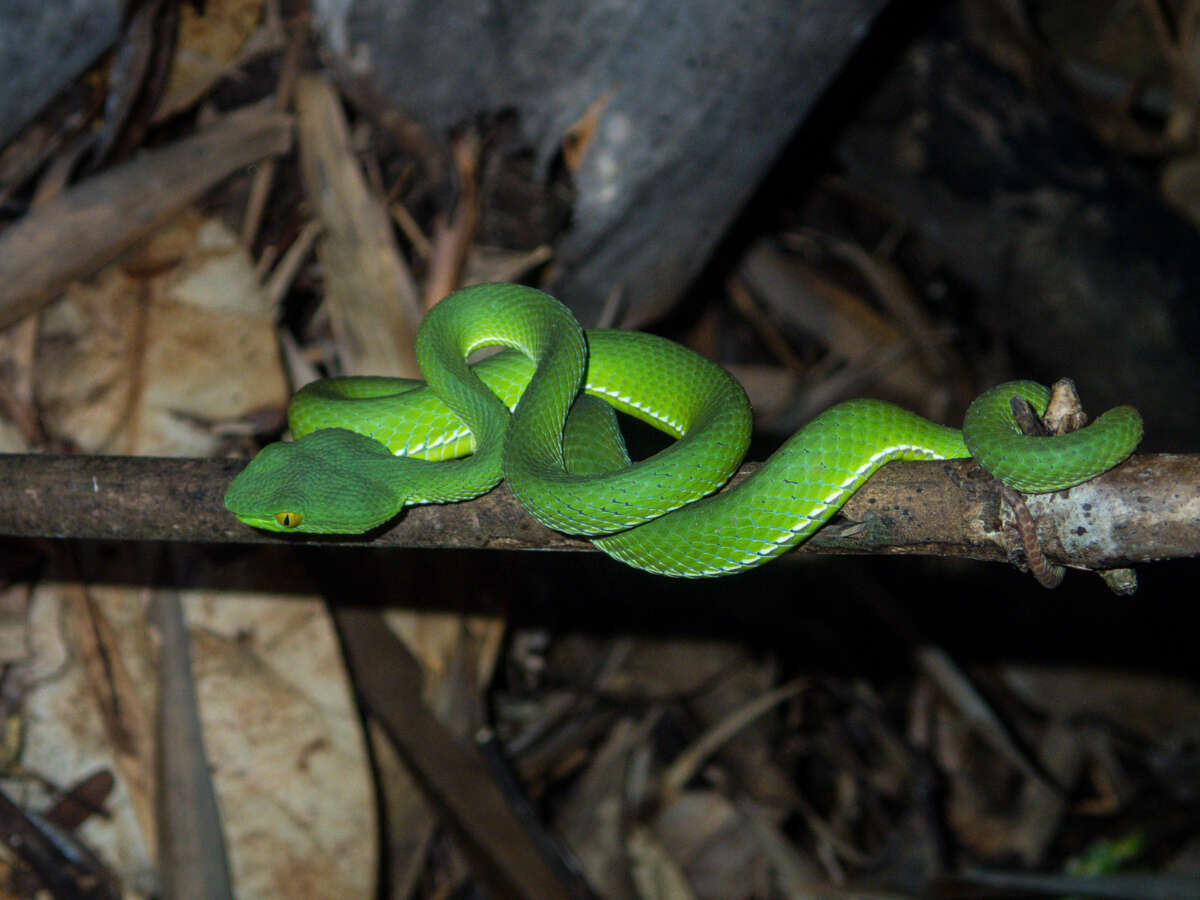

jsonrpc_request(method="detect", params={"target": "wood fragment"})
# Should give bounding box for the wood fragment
[294,75,421,376]
[329,606,576,900]
[738,240,942,416]
[263,219,323,315]
[153,585,235,900]
[0,105,293,331]
[422,131,482,310]
[0,783,119,899]
[240,20,307,247]
[93,0,178,164]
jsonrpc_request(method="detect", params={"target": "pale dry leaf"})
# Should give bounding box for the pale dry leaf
[0,584,31,665]
[180,555,377,900]
[654,789,763,900]
[556,717,647,899]
[184,610,376,899]
[628,822,700,900]
[35,210,287,455]
[0,318,40,451]
[16,582,159,894]
[595,638,748,700]
[0,418,25,452]
[1162,154,1200,228]
[21,205,369,899]
[15,563,377,900]
[157,0,269,121]
[1001,664,1200,742]
[382,608,505,699]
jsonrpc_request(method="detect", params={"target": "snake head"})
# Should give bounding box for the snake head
[224,428,403,534]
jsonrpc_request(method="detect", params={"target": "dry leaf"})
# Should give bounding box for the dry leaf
[35,210,287,455]
[16,550,376,900]
[185,594,376,899]
[157,0,268,121]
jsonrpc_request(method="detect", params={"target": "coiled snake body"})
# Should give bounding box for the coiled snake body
[225,284,1143,577]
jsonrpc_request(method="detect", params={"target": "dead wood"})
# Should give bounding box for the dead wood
[0,104,293,330]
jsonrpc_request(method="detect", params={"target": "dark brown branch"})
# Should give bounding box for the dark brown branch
[330,607,578,900]
[0,452,1194,572]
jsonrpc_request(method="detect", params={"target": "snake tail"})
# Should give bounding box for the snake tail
[224,284,1143,577]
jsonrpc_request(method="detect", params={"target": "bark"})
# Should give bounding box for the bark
[314,0,892,326]
[0,0,121,148]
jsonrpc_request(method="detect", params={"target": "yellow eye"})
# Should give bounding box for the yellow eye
[274,512,302,529]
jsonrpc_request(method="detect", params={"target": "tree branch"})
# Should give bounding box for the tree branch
[0,452,1193,572]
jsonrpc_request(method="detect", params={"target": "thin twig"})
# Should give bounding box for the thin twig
[240,19,306,247]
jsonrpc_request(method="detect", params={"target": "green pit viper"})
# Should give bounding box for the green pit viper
[224,283,1143,577]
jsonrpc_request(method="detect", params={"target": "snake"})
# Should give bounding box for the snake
[224,283,1143,577]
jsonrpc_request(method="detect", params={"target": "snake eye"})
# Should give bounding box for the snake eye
[274,512,302,529]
